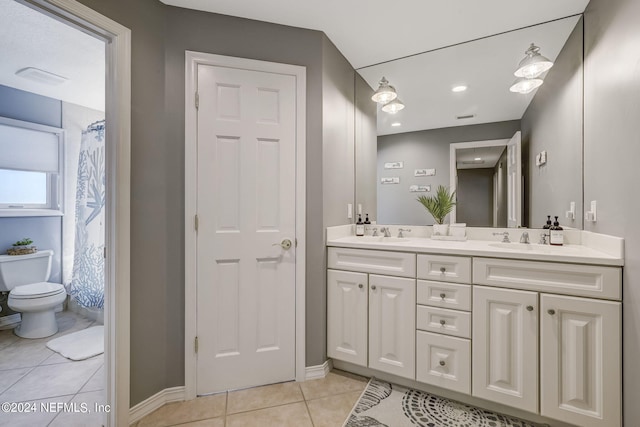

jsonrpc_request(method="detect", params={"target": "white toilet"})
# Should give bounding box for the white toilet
[0,250,66,339]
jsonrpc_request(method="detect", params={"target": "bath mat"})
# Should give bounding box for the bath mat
[343,378,546,427]
[46,325,104,361]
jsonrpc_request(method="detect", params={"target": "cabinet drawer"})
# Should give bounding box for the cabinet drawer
[417,280,471,311]
[417,254,471,284]
[416,331,470,394]
[417,306,471,339]
[473,257,621,300]
[328,247,416,278]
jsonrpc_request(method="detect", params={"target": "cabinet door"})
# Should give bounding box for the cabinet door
[472,286,538,413]
[541,294,621,427]
[327,269,368,366]
[369,274,415,379]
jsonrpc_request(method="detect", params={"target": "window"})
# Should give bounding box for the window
[0,117,64,216]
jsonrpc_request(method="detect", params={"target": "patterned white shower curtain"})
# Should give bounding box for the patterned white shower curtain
[67,120,105,308]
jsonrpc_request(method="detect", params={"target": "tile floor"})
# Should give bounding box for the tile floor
[133,370,368,427]
[0,310,105,427]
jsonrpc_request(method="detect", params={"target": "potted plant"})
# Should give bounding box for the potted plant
[7,238,37,256]
[416,185,456,236]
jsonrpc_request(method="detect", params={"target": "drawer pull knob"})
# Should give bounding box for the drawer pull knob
[439,319,446,326]
[439,360,446,366]
[547,309,556,315]
[439,293,446,300]
[526,305,534,311]
[371,285,377,291]
[358,284,363,289]
[440,267,446,273]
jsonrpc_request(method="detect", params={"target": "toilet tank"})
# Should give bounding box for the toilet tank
[0,250,53,292]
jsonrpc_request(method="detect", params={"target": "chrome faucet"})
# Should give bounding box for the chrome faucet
[398,228,411,238]
[519,231,530,244]
[380,227,392,238]
[493,231,510,243]
[370,227,378,237]
[539,232,548,245]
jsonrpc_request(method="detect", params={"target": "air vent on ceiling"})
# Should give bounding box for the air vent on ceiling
[15,67,68,86]
[456,114,475,120]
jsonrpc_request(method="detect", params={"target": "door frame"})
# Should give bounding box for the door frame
[184,51,306,400]
[22,1,131,425]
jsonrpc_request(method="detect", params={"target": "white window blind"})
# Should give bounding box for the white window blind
[0,123,60,172]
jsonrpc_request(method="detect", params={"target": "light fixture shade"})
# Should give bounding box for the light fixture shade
[381,98,405,113]
[371,77,398,103]
[510,77,543,94]
[514,43,554,78]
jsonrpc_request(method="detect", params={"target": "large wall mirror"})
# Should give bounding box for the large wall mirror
[355,15,584,229]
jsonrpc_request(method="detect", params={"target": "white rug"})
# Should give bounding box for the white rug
[344,378,546,427]
[46,325,104,361]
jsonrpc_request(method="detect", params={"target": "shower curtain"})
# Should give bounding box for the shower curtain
[67,120,105,308]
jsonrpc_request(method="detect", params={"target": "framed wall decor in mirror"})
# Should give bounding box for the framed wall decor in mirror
[355,15,584,229]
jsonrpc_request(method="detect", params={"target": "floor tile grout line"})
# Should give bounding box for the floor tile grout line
[302,395,316,427]
[0,365,37,397]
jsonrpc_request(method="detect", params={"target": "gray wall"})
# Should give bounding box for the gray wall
[0,85,63,290]
[521,18,584,230]
[377,121,520,225]
[74,0,340,405]
[456,168,494,227]
[582,0,640,424]
[355,74,378,220]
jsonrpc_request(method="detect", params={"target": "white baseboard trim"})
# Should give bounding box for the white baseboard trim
[129,386,185,425]
[305,359,333,380]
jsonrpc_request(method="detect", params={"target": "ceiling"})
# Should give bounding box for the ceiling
[161,0,589,69]
[456,145,507,170]
[0,1,105,112]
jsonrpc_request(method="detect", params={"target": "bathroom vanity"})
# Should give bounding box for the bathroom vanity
[326,226,623,427]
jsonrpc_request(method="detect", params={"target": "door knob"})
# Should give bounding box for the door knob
[440,319,446,326]
[440,267,446,273]
[547,309,556,315]
[526,305,534,311]
[371,285,377,290]
[272,239,292,250]
[439,360,446,366]
[358,284,364,289]
[440,293,446,300]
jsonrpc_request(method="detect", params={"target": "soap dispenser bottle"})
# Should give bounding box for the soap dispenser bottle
[543,215,552,230]
[549,216,564,246]
[355,214,365,236]
[364,214,371,225]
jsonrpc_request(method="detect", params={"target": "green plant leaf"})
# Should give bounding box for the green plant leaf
[416,185,456,224]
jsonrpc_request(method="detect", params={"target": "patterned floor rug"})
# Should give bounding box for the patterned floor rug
[343,379,545,427]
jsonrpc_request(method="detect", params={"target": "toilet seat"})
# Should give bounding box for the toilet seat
[9,282,65,299]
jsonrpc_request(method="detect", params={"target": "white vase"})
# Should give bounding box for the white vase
[432,223,449,236]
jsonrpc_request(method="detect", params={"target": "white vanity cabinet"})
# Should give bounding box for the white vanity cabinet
[473,258,622,427]
[327,247,416,379]
[326,239,622,427]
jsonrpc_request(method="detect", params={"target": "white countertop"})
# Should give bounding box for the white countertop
[327,235,624,266]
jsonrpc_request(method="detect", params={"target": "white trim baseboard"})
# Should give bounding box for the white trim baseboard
[0,314,21,330]
[129,386,185,425]
[305,360,333,381]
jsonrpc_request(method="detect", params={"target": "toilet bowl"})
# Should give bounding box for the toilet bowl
[8,282,66,338]
[0,250,66,339]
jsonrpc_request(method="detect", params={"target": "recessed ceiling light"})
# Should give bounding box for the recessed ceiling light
[474,157,482,161]
[15,67,68,86]
[391,122,402,127]
[452,85,468,93]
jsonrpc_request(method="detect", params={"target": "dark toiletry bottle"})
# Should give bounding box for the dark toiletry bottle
[543,215,552,229]
[356,214,364,236]
[364,214,371,225]
[549,216,564,246]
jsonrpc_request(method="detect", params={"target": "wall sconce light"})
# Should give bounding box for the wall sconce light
[381,98,405,114]
[371,76,398,104]
[515,43,554,78]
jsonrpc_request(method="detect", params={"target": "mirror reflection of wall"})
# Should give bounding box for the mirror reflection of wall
[356,15,584,229]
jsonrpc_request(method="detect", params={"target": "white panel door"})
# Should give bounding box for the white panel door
[368,274,415,379]
[327,269,368,366]
[472,286,538,413]
[196,64,297,394]
[541,294,621,427]
[506,131,522,228]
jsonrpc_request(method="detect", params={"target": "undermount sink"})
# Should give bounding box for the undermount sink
[356,236,412,243]
[488,242,572,252]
